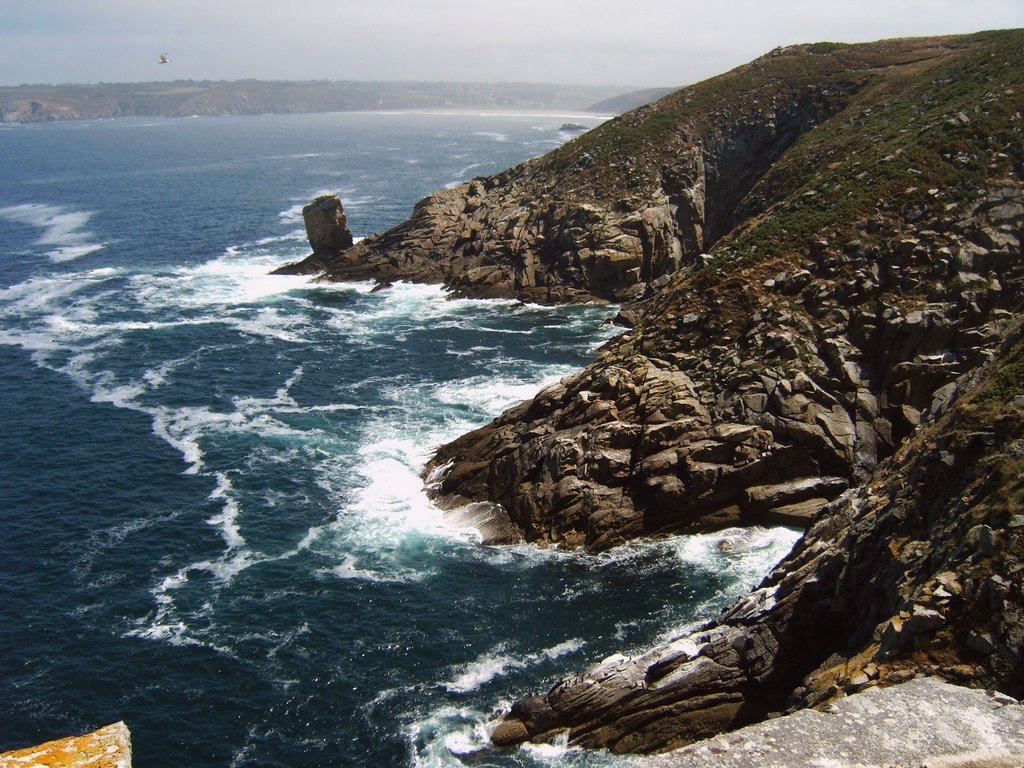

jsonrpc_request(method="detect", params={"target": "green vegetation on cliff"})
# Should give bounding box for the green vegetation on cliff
[0,80,628,123]
[276,30,1023,756]
[373,29,1023,756]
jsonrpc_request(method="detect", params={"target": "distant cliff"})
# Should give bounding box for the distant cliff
[0,722,131,767]
[279,28,1024,756]
[0,80,629,123]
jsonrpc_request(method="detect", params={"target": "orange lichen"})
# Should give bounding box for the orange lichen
[0,722,131,768]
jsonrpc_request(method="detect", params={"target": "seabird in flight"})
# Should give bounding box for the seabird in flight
[158,53,170,64]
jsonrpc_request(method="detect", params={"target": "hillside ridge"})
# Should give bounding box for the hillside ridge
[0,80,628,123]
[280,28,1024,755]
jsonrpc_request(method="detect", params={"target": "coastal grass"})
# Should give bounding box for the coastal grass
[716,28,1024,267]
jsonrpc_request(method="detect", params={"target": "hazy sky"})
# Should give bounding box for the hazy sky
[2,1,1022,88]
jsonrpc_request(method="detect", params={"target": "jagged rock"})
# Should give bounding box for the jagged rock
[261,29,1024,758]
[490,324,1024,752]
[276,39,933,301]
[0,722,132,768]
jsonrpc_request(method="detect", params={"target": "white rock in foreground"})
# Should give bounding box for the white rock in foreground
[647,678,1024,768]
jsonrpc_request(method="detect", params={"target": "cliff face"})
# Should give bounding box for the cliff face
[490,322,1024,752]
[278,28,1024,755]
[466,30,1024,753]
[424,30,1024,554]
[284,34,1012,307]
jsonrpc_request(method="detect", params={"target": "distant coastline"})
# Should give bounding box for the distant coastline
[0,79,663,123]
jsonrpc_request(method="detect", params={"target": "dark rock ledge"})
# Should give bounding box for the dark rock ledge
[489,321,1024,752]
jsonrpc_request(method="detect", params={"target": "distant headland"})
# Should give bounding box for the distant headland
[0,79,666,123]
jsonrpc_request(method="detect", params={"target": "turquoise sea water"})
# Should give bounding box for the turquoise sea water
[0,112,800,767]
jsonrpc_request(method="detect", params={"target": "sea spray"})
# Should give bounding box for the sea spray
[0,112,797,768]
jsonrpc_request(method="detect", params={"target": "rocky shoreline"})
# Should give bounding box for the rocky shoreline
[278,29,1024,757]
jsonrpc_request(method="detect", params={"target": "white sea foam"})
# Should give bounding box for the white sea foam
[441,638,585,694]
[431,370,575,416]
[0,271,104,320]
[322,554,411,583]
[0,202,106,262]
[208,472,246,551]
[407,701,631,768]
[473,131,509,142]
[406,706,494,768]
[675,525,802,590]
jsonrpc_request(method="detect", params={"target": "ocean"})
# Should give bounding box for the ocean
[0,111,800,767]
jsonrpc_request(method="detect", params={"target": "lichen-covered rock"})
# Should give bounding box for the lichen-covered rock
[646,678,1024,768]
[0,722,131,768]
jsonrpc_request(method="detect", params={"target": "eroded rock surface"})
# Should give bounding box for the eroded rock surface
[277,38,983,303]
[488,323,1024,752]
[428,179,1024,551]
[277,194,355,275]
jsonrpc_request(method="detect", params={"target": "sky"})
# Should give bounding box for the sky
[1,0,1022,88]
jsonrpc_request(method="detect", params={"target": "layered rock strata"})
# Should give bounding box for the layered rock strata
[277,37,983,303]
[490,323,1024,751]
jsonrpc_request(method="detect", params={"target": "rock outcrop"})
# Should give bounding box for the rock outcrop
[272,28,1024,757]
[286,194,355,274]
[427,175,1024,551]
[278,38,962,302]
[0,722,132,768]
[646,678,1024,768]
[489,323,1024,751]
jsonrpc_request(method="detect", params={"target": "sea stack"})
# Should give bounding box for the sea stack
[274,194,355,275]
[303,194,354,258]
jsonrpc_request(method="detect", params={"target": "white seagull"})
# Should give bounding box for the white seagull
[158,53,170,64]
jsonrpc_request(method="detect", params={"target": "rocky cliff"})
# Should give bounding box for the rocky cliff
[278,28,1024,755]
[424,30,1024,554]
[489,321,1024,750]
